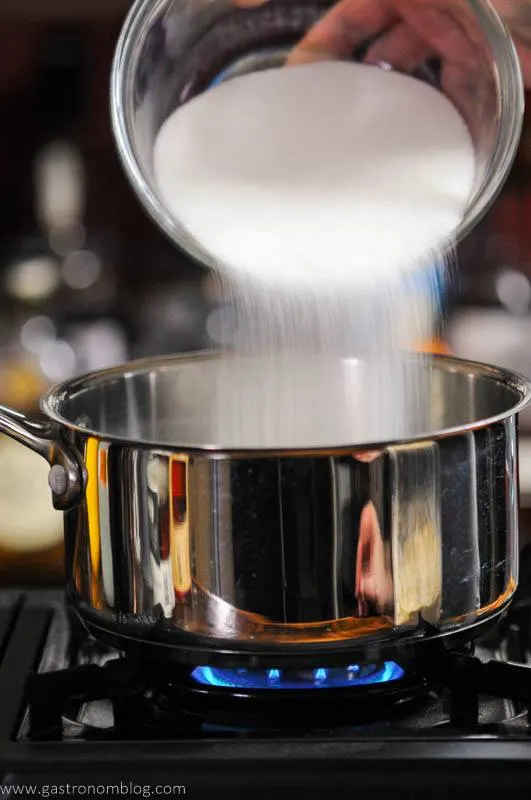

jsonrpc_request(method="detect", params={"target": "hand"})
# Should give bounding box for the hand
[286,0,477,73]
[235,0,529,102]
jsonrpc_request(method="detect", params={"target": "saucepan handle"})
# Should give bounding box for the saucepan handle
[0,404,86,510]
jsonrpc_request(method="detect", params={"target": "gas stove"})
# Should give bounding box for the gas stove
[4,554,531,799]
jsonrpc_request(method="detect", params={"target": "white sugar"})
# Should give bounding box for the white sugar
[153,61,476,448]
[154,62,474,289]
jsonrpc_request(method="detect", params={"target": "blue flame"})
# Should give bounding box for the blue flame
[191,662,405,690]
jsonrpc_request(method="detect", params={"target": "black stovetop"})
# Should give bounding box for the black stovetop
[4,562,531,798]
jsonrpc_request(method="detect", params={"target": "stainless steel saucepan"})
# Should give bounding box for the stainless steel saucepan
[0,352,528,667]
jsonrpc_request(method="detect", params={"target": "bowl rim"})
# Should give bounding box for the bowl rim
[110,0,215,267]
[458,0,525,239]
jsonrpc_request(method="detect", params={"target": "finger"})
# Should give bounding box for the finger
[490,0,531,43]
[364,21,431,70]
[397,1,479,70]
[488,0,531,86]
[287,0,395,65]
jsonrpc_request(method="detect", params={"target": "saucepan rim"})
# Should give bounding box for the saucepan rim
[40,351,531,455]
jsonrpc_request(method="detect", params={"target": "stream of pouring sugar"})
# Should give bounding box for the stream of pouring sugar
[204,257,447,448]
[153,61,475,448]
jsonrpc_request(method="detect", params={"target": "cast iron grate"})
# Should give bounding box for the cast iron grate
[3,570,531,794]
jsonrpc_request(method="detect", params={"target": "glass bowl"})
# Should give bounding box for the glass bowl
[111,0,524,269]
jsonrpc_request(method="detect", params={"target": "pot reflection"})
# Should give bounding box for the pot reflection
[68,417,517,655]
[353,451,393,618]
[356,500,393,617]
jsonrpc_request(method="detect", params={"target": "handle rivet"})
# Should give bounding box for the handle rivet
[48,464,68,496]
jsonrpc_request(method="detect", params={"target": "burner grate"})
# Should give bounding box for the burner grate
[15,601,531,741]
[3,583,531,795]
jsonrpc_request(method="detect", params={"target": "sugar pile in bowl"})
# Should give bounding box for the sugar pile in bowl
[153,61,476,449]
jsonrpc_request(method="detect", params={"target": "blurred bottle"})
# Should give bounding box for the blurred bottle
[0,143,79,585]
